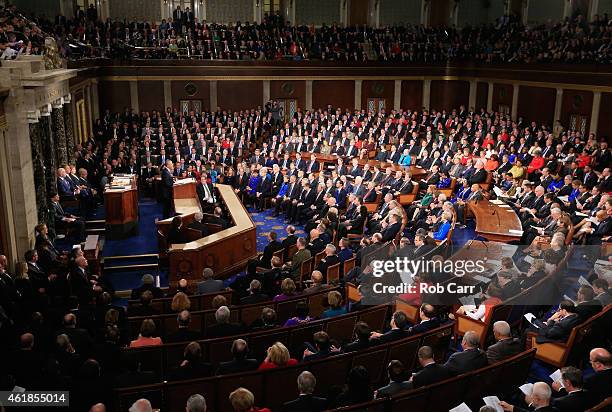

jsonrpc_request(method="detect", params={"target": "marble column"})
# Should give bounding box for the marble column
[52,101,68,167]
[590,91,602,136]
[29,120,50,225]
[422,80,431,110]
[64,103,76,163]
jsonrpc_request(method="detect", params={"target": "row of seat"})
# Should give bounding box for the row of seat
[125,285,341,339]
[115,321,455,412]
[127,290,234,314]
[123,304,390,379]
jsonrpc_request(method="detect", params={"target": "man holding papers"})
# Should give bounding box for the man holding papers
[499,382,556,411]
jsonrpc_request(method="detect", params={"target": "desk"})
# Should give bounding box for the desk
[468,199,523,242]
[167,184,257,284]
[104,176,139,239]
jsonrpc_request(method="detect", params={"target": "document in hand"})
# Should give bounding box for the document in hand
[449,402,473,412]
[482,396,504,412]
[519,383,534,395]
[524,312,539,328]
[549,369,565,388]
[578,276,592,287]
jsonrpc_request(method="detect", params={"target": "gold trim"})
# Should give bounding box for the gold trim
[104,263,159,271]
[97,75,612,93]
[103,253,159,260]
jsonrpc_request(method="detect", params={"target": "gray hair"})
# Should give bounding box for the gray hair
[493,321,511,337]
[532,382,552,402]
[186,394,207,412]
[297,371,317,395]
[202,267,214,280]
[142,274,154,284]
[194,212,204,222]
[215,305,230,324]
[128,399,152,412]
[463,330,480,348]
[326,244,337,253]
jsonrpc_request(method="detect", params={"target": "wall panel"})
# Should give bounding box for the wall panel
[171,81,211,111]
[361,80,395,111]
[517,86,555,125]
[270,80,306,109]
[98,81,131,114]
[138,81,164,113]
[400,80,423,111]
[295,0,341,25]
[217,81,262,110]
[492,83,514,114]
[527,0,564,23]
[458,0,505,27]
[597,93,612,140]
[108,0,161,21]
[560,89,593,130]
[312,80,354,110]
[379,0,421,25]
[476,82,488,111]
[430,80,470,111]
[206,0,254,23]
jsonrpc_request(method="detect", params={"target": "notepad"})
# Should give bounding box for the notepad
[450,402,472,412]
[482,396,503,412]
[550,369,565,388]
[519,383,534,396]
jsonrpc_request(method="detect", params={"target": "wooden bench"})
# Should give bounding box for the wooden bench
[115,322,454,412]
[127,290,234,314]
[526,305,612,368]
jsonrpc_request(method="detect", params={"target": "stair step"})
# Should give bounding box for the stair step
[103,263,159,272]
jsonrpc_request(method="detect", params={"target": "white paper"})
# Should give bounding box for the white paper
[490,199,504,205]
[493,186,509,198]
[449,402,472,412]
[509,229,524,235]
[500,205,511,208]
[550,369,565,388]
[578,276,591,287]
[557,196,569,203]
[563,295,577,305]
[575,212,588,217]
[524,313,538,327]
[473,274,492,284]
[519,383,534,396]
[482,396,504,412]
[524,255,534,264]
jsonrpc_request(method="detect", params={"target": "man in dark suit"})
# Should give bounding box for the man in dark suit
[247,231,283,278]
[376,360,412,398]
[574,285,602,320]
[281,371,327,412]
[50,193,86,241]
[582,348,612,405]
[55,313,93,356]
[186,212,209,238]
[216,339,259,375]
[240,280,270,304]
[407,304,440,336]
[160,161,174,218]
[196,175,215,211]
[302,331,336,362]
[411,345,454,389]
[370,310,409,344]
[551,367,593,412]
[256,168,273,211]
[127,290,160,317]
[486,321,522,364]
[281,225,298,261]
[206,306,243,338]
[69,256,93,300]
[196,267,224,294]
[380,213,402,243]
[342,321,372,353]
[443,330,488,375]
[532,300,581,344]
[130,274,164,299]
[496,271,522,300]
[316,244,340,282]
[166,310,202,343]
[499,382,558,412]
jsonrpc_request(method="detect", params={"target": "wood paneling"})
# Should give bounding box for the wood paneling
[138,81,164,113]
[171,80,211,111]
[598,93,612,141]
[349,0,369,25]
[492,83,514,113]
[430,80,470,111]
[560,89,593,129]
[312,80,355,110]
[401,80,423,110]
[361,80,395,111]
[217,81,262,110]
[270,80,306,109]
[476,82,488,111]
[98,81,130,114]
[517,86,555,125]
[430,0,450,26]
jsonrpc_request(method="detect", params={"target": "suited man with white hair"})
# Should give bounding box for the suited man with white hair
[499,381,556,411]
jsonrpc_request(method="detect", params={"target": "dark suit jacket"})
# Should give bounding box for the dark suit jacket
[165,328,202,343]
[535,314,582,343]
[216,358,259,375]
[376,381,412,397]
[187,220,209,237]
[240,293,270,304]
[260,240,283,268]
[381,222,402,243]
[196,279,224,294]
[552,390,593,412]
[342,339,371,353]
[206,322,243,338]
[372,328,409,345]
[160,168,174,199]
[443,348,488,375]
[584,368,612,404]
[130,284,164,299]
[412,363,454,389]
[282,394,327,412]
[407,318,440,336]
[486,338,522,363]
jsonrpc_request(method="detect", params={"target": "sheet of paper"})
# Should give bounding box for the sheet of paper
[578,276,592,287]
[473,274,492,284]
[449,402,472,412]
[524,313,538,327]
[575,212,588,217]
[482,396,504,412]
[490,199,504,205]
[500,204,511,208]
[523,255,534,264]
[563,295,577,305]
[550,369,565,388]
[519,383,534,395]
[509,229,524,235]
[557,196,569,203]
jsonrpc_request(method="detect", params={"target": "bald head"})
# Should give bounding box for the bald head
[530,382,552,407]
[129,399,152,412]
[590,348,612,371]
[90,404,106,412]
[0,254,7,269]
